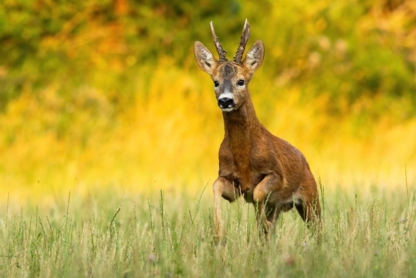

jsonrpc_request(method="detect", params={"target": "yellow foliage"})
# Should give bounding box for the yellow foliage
[0,59,415,203]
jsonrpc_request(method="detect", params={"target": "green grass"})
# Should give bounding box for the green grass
[1,186,415,278]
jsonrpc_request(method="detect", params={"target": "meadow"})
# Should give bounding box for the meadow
[1,186,415,277]
[1,0,416,277]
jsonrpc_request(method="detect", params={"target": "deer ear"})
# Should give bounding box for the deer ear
[194,41,218,75]
[243,40,264,74]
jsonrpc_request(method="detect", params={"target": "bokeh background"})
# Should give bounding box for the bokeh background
[1,0,415,203]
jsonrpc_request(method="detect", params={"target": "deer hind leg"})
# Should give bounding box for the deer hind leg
[252,173,282,238]
[296,177,322,234]
[295,199,322,244]
[295,200,321,228]
[212,177,240,243]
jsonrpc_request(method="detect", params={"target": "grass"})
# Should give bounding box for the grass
[1,185,415,277]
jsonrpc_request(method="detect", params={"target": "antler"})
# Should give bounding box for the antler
[210,21,228,63]
[233,19,250,64]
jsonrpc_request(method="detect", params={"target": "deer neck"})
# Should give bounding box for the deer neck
[222,94,261,150]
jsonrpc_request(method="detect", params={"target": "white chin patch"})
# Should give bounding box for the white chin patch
[221,107,234,112]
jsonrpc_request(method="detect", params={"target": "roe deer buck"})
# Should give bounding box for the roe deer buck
[194,20,321,241]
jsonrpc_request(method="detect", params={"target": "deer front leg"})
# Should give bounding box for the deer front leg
[212,177,239,243]
[253,173,282,238]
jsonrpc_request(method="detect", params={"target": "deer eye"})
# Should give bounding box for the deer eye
[214,81,219,87]
[237,79,245,86]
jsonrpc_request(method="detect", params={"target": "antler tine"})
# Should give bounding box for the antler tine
[210,21,228,63]
[233,19,250,64]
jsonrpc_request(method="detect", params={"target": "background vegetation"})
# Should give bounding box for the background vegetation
[0,0,415,276]
[1,0,415,197]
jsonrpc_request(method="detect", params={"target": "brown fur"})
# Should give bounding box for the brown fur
[194,21,321,241]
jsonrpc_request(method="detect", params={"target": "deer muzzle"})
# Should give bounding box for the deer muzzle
[218,93,236,112]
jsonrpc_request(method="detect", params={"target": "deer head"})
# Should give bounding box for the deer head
[194,20,265,112]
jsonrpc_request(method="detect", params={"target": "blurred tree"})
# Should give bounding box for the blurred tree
[0,0,415,118]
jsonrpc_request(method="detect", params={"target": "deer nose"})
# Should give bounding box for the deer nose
[218,97,235,109]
